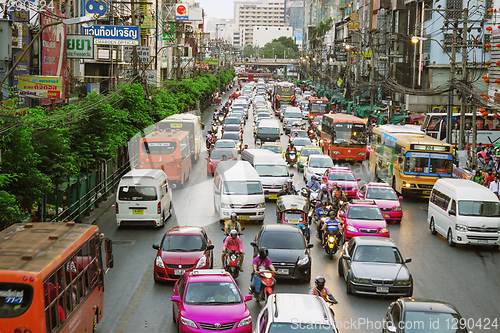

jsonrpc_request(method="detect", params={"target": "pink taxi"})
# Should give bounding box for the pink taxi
[171,269,252,333]
[337,200,390,241]
[356,182,403,223]
[323,166,361,199]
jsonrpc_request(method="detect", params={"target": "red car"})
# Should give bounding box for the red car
[206,148,237,175]
[153,226,214,282]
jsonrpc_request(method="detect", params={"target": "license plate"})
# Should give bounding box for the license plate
[277,269,289,275]
[132,209,143,214]
[383,214,390,218]
[269,194,278,199]
[289,219,299,223]
[479,240,488,245]
[174,269,185,276]
[346,157,353,161]
[239,215,250,220]
[422,190,431,195]
[376,287,389,293]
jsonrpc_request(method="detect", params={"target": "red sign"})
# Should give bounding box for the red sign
[177,5,187,15]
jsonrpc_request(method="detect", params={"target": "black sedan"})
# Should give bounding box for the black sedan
[251,224,313,282]
[383,298,469,333]
[338,236,413,297]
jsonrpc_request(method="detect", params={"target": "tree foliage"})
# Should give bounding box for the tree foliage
[0,69,235,230]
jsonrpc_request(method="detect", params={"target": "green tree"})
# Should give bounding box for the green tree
[0,175,22,230]
[242,44,256,57]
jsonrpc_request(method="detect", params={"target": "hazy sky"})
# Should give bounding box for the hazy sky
[198,0,235,19]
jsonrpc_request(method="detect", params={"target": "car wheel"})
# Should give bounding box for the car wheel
[346,276,353,294]
[447,229,456,247]
[154,272,159,283]
[172,306,176,323]
[160,213,166,228]
[338,259,344,276]
[430,218,437,235]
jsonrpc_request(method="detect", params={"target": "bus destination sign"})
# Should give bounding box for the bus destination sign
[411,144,449,152]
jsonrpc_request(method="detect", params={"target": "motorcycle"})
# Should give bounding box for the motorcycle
[286,150,297,167]
[224,250,242,278]
[250,270,276,303]
[325,296,337,317]
[322,217,342,259]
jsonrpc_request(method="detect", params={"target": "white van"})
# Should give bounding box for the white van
[116,169,172,227]
[240,149,289,199]
[428,179,500,247]
[213,161,266,222]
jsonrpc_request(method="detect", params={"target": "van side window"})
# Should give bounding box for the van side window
[430,189,450,210]
[161,180,168,197]
[450,200,456,213]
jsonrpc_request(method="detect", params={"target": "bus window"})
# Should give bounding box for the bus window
[494,118,500,130]
[0,283,34,318]
[427,117,441,131]
[429,157,452,175]
[142,141,177,155]
[477,119,484,130]
[405,156,429,173]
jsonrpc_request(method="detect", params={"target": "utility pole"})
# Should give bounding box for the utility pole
[132,1,138,79]
[459,8,468,151]
[176,22,182,80]
[447,22,457,145]
[369,31,375,109]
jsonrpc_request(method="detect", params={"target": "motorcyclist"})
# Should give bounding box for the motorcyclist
[332,184,347,207]
[310,276,338,304]
[306,175,320,191]
[250,248,277,295]
[222,229,244,272]
[206,131,213,149]
[285,178,297,194]
[317,184,332,207]
[316,200,330,240]
[285,142,297,164]
[224,213,242,235]
[321,210,342,246]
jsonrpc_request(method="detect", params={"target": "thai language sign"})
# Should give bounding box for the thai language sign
[18,75,63,99]
[67,35,94,59]
[82,25,139,45]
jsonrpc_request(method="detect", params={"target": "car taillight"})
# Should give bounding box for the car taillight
[116,203,119,214]
[158,202,161,214]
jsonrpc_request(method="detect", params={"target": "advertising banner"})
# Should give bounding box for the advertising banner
[123,46,150,63]
[82,25,139,45]
[67,35,94,59]
[175,3,189,21]
[11,9,30,110]
[201,58,219,65]
[18,75,63,99]
[83,0,108,19]
[162,22,175,41]
[41,8,68,105]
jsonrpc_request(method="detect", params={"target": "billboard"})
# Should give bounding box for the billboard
[83,0,108,19]
[18,75,63,99]
[67,35,94,59]
[175,4,189,20]
[294,30,302,42]
[162,22,175,41]
[41,8,68,105]
[82,25,139,45]
[11,9,30,110]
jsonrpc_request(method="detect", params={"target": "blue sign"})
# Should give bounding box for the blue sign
[83,0,108,18]
[382,132,397,148]
[295,30,302,42]
[82,25,139,45]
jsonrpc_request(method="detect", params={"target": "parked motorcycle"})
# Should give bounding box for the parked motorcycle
[250,270,276,303]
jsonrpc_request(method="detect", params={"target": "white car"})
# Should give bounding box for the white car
[304,155,334,181]
[292,137,312,153]
[301,106,309,119]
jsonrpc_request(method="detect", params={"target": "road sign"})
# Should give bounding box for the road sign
[123,46,150,63]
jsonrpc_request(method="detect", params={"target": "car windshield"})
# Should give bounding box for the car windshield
[283,212,304,222]
[353,245,403,263]
[309,158,333,168]
[222,132,240,140]
[293,138,312,146]
[403,311,466,333]
[224,125,240,132]
[215,141,235,148]
[347,206,384,220]
[254,165,289,177]
[333,123,366,145]
[269,323,333,333]
[366,188,398,200]
[293,131,308,137]
[328,172,356,181]
[286,112,302,119]
[161,235,205,252]
[458,201,500,217]
[184,282,242,305]
[258,128,279,135]
[210,150,233,160]
[257,114,271,119]
[224,118,240,125]
[118,186,157,201]
[263,145,282,154]
[260,231,305,249]
[301,149,321,157]
[0,283,34,318]
[223,181,263,195]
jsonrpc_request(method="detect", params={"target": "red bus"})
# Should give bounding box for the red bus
[237,72,272,82]
[0,222,113,333]
[321,114,368,161]
[308,97,329,122]
[139,129,192,187]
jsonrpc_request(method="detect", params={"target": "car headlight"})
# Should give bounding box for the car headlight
[155,256,165,268]
[196,256,207,268]
[358,152,366,156]
[237,315,252,328]
[208,161,213,166]
[221,203,231,208]
[395,279,411,285]
[352,276,370,284]
[352,186,359,191]
[379,227,389,234]
[180,316,198,328]
[346,225,358,232]
[331,151,341,155]
[256,202,266,208]
[394,206,402,211]
[455,224,468,232]
[297,256,309,265]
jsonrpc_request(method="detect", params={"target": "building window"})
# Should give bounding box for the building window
[445,0,463,19]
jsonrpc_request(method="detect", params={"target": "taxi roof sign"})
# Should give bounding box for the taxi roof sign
[350,199,376,205]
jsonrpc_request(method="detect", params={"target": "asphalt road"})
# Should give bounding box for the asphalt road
[95,89,499,333]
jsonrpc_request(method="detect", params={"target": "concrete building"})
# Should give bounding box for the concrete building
[253,26,293,47]
[285,0,304,37]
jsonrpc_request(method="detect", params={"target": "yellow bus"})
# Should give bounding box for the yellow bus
[369,124,453,196]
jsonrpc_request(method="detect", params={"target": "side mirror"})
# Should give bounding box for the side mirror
[307,243,314,249]
[357,178,361,182]
[398,157,403,164]
[221,227,225,232]
[244,295,253,302]
[387,324,397,333]
[342,254,351,261]
[207,244,215,251]
[201,123,205,130]
[405,258,412,263]
[338,211,345,218]
[250,241,257,247]
[399,196,403,200]
[290,173,294,178]
[449,209,456,216]
[171,296,180,302]
[152,243,160,250]
[205,157,209,160]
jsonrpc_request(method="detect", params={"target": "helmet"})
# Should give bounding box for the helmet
[310,175,317,180]
[322,176,328,182]
[286,179,293,185]
[321,199,329,206]
[259,247,268,259]
[289,142,294,147]
[230,229,238,236]
[231,212,238,220]
[321,184,327,191]
[315,276,326,290]
[336,184,342,190]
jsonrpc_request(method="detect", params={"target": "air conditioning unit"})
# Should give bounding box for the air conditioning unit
[423,52,429,60]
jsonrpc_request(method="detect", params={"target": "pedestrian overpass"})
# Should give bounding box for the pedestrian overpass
[234,58,300,66]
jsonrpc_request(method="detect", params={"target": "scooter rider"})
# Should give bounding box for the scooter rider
[222,230,244,272]
[285,142,297,164]
[310,276,338,304]
[285,178,297,194]
[332,184,347,208]
[322,210,342,246]
[224,213,242,235]
[307,175,320,191]
[317,184,332,207]
[250,248,277,295]
[315,200,330,240]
